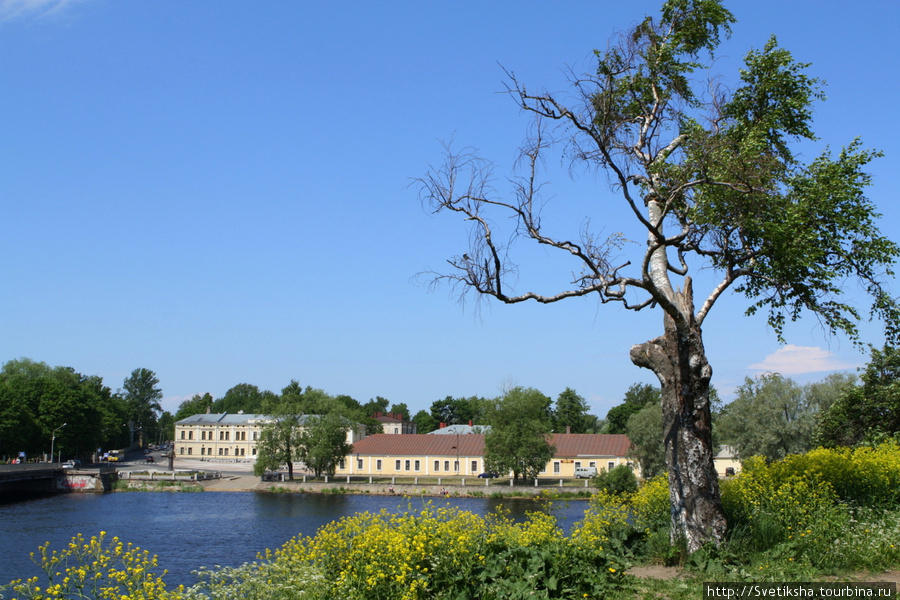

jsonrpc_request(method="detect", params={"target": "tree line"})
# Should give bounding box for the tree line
[617,344,900,479]
[0,358,166,462]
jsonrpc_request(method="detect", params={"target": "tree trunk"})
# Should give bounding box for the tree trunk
[630,285,726,553]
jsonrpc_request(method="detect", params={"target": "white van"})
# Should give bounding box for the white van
[574,466,598,479]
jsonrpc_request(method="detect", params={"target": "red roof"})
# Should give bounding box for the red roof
[351,433,631,458]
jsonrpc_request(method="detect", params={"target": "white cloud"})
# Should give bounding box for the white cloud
[748,345,857,376]
[0,0,82,21]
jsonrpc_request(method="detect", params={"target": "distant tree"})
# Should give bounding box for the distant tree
[254,415,302,480]
[295,410,354,477]
[122,368,163,446]
[156,411,175,445]
[334,394,362,412]
[389,402,410,420]
[817,346,899,447]
[253,391,305,480]
[718,374,820,462]
[483,387,555,482]
[412,409,438,434]
[0,359,52,457]
[552,388,594,433]
[606,384,660,434]
[626,402,665,479]
[0,359,115,460]
[430,396,481,425]
[174,393,214,421]
[214,383,274,414]
[362,396,390,416]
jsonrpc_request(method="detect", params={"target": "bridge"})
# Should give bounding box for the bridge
[0,464,116,501]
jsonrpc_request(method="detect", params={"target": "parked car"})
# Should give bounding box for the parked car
[574,466,598,479]
[62,460,81,470]
[478,472,498,478]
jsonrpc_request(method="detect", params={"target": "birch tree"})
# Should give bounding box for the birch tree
[418,0,898,551]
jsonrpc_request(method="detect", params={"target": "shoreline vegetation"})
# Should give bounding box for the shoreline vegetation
[4,443,899,600]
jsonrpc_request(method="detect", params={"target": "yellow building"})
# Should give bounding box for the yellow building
[713,445,742,476]
[173,413,366,460]
[335,433,634,478]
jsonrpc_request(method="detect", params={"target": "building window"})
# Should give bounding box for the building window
[395,460,401,471]
[357,458,363,469]
[180,431,185,440]
[393,427,398,434]
[553,462,561,474]
[414,460,420,471]
[224,448,229,456]
[188,431,193,440]
[608,461,615,471]
[376,459,382,471]
[253,431,258,441]
[252,448,256,455]
[471,460,478,473]
[589,461,596,468]
[179,447,184,454]
[201,431,206,441]
[444,460,450,471]
[453,460,459,472]
[187,447,192,455]
[218,448,223,456]
[339,458,345,469]
[434,460,440,471]
[574,461,581,469]
[404,460,411,471]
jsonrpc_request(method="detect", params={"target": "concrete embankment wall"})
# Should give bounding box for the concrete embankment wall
[253,479,591,498]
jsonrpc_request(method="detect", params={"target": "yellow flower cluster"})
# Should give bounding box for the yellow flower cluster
[568,491,630,552]
[6,532,182,600]
[722,455,839,536]
[276,502,486,600]
[630,475,670,532]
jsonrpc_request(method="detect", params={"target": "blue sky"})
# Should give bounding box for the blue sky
[2,0,898,418]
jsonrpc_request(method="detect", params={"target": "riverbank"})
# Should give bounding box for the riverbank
[118,472,595,499]
[126,456,598,498]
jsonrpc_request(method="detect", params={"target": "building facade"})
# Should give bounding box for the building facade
[373,411,417,434]
[173,413,367,460]
[334,433,636,478]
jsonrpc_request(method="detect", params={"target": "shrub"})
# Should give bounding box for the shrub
[592,465,638,496]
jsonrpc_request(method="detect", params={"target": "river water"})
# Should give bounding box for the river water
[0,492,591,588]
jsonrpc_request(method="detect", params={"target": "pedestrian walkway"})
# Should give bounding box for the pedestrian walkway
[202,474,262,491]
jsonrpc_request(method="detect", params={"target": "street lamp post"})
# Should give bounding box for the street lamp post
[50,423,67,463]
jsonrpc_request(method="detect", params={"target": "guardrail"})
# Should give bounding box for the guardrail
[262,473,593,488]
[117,470,221,481]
